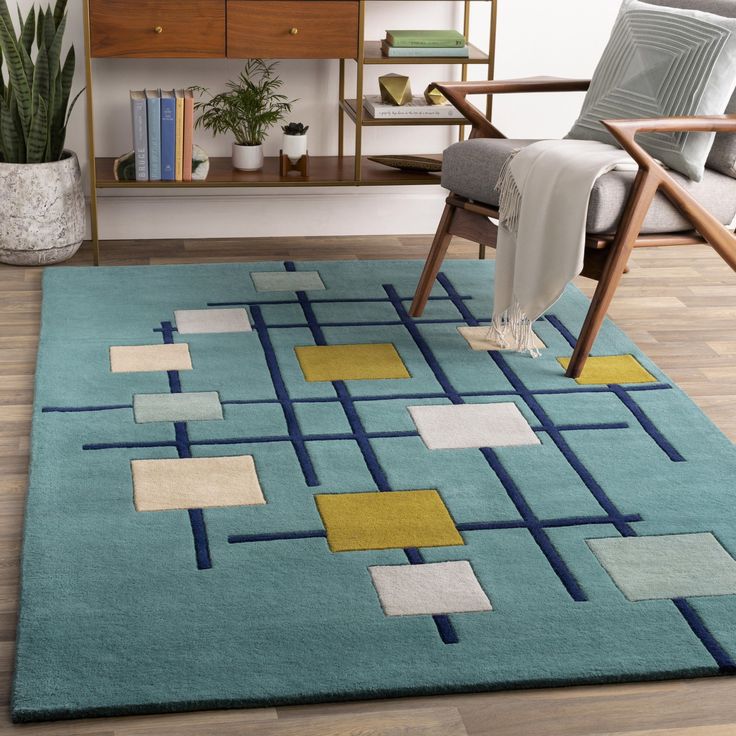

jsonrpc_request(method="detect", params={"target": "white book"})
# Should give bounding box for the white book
[130,90,148,182]
[363,95,465,120]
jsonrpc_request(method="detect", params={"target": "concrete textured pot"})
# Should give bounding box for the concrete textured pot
[0,151,85,266]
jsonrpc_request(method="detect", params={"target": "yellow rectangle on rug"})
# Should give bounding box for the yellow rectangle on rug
[295,343,411,382]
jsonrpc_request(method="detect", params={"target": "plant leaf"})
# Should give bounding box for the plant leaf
[47,11,65,82]
[19,5,34,55]
[59,44,73,106]
[26,94,47,162]
[52,0,66,30]
[63,86,83,128]
[0,14,31,133]
[0,43,5,100]
[31,41,48,119]
[36,6,44,50]
[41,6,54,51]
[0,0,14,42]
[0,94,21,162]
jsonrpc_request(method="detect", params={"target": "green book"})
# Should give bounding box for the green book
[386,29,466,48]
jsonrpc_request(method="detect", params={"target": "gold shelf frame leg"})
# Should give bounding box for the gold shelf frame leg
[338,59,346,158]
[82,0,100,266]
[487,0,497,120]
[354,0,366,183]
[458,0,471,142]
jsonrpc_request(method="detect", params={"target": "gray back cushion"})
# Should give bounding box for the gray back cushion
[643,0,736,177]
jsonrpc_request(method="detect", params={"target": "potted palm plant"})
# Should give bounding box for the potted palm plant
[194,59,293,172]
[0,0,85,265]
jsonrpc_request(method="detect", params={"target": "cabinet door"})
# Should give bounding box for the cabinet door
[227,1,359,59]
[90,0,226,58]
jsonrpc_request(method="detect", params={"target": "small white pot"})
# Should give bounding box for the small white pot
[232,143,264,171]
[283,134,307,164]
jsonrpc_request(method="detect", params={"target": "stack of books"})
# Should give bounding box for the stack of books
[381,29,469,58]
[130,89,195,182]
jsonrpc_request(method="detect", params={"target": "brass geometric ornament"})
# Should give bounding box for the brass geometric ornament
[379,74,412,106]
[424,84,448,106]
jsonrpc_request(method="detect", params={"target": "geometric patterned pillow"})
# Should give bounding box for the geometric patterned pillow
[567,0,736,181]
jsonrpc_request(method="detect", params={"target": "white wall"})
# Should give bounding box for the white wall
[10,0,621,240]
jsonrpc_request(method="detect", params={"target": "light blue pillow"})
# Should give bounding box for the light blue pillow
[567,0,736,181]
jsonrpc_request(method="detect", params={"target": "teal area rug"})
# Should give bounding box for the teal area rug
[13,259,736,721]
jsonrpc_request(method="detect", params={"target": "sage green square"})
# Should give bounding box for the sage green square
[251,271,325,292]
[133,392,223,423]
[588,533,736,601]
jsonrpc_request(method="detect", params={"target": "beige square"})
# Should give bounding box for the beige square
[458,326,546,352]
[110,344,192,373]
[131,455,265,511]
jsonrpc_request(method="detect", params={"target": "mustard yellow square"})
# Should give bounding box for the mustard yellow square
[295,343,410,382]
[557,355,656,385]
[315,490,464,552]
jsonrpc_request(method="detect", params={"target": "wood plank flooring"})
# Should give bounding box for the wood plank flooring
[1,236,735,735]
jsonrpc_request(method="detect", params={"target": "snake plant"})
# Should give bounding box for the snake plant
[0,0,83,164]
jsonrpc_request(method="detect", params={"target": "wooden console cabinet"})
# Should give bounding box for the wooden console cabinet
[82,0,497,264]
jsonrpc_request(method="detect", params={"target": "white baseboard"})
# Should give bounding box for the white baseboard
[92,187,447,240]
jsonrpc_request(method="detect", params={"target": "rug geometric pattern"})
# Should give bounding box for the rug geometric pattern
[13,259,736,721]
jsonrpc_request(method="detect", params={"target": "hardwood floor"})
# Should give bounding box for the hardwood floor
[1,236,735,735]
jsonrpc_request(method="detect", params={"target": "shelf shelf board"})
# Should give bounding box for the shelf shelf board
[363,41,490,64]
[342,99,468,127]
[95,155,442,188]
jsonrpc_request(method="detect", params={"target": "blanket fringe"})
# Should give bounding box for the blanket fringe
[489,299,541,358]
[495,148,522,235]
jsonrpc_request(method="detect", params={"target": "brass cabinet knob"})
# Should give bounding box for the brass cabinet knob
[289,27,298,35]
[154,25,163,34]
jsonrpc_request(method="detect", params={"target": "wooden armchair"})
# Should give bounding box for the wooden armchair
[409,76,736,378]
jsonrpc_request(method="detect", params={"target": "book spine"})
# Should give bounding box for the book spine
[182,91,194,182]
[381,44,469,57]
[368,109,464,119]
[175,94,184,182]
[130,93,148,182]
[160,95,176,182]
[386,34,465,48]
[146,96,161,181]
[364,100,464,119]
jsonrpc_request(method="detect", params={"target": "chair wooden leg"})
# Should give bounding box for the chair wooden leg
[566,170,660,379]
[410,203,455,317]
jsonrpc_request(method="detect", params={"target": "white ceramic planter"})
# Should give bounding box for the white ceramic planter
[232,143,264,171]
[0,151,85,266]
[282,134,308,164]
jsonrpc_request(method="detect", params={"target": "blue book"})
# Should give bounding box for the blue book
[145,89,161,181]
[129,90,148,182]
[160,90,176,182]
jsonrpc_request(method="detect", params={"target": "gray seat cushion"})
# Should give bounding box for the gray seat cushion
[441,138,736,235]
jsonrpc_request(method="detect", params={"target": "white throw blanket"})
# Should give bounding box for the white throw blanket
[492,139,634,355]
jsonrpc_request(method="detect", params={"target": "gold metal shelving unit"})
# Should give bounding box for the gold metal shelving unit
[82,0,497,265]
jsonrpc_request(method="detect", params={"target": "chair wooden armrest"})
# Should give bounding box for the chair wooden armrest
[430,77,591,138]
[601,115,736,266]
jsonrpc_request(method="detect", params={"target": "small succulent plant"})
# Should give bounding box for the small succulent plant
[282,122,308,136]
